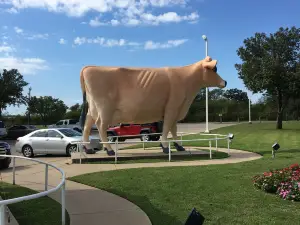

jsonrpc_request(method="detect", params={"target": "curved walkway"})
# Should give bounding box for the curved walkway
[1,148,261,225]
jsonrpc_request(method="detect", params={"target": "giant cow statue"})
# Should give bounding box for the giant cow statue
[79,56,227,156]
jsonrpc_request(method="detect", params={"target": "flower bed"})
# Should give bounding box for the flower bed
[253,163,300,201]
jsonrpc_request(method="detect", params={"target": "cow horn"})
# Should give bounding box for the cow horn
[203,59,217,70]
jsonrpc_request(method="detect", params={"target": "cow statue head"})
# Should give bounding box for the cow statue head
[201,56,227,88]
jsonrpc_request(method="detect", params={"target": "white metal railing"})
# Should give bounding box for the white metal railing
[72,132,232,164]
[0,155,66,225]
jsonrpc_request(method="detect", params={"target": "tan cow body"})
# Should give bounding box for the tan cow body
[80,56,227,155]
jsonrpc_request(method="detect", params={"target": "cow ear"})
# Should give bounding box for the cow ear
[204,56,212,62]
[203,60,217,70]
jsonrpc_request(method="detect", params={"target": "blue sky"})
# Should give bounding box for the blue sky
[0,0,299,115]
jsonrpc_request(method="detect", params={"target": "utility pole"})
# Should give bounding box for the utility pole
[27,87,32,125]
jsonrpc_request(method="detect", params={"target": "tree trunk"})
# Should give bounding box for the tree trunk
[276,91,283,129]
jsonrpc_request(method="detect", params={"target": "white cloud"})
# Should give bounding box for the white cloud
[0,57,48,75]
[26,33,49,40]
[14,26,23,34]
[59,38,67,44]
[0,0,189,17]
[0,45,15,53]
[141,11,199,25]
[144,39,188,50]
[89,10,199,27]
[1,0,199,26]
[74,36,128,47]
[6,7,18,13]
[73,36,188,50]
[13,26,49,40]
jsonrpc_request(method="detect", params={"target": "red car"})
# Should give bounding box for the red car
[106,122,163,142]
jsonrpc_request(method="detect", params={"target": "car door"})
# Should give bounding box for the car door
[119,124,131,137]
[29,130,48,154]
[56,121,64,128]
[15,125,28,139]
[45,130,66,155]
[7,125,18,139]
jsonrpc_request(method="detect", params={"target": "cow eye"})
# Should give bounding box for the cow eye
[213,66,217,72]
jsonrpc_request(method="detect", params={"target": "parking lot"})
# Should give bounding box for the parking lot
[1,122,236,167]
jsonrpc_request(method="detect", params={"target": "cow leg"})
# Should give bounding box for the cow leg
[82,113,95,154]
[95,117,115,156]
[160,110,179,154]
[170,123,185,151]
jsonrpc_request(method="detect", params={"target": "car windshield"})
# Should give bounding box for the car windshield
[0,121,4,128]
[59,129,82,137]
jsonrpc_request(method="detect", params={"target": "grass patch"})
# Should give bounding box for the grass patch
[86,149,228,164]
[0,182,70,225]
[69,122,300,225]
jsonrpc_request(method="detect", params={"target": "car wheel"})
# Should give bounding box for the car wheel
[152,136,160,141]
[22,145,34,158]
[141,132,150,142]
[107,133,116,142]
[66,144,77,156]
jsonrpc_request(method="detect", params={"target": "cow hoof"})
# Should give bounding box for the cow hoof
[160,144,170,154]
[85,148,95,154]
[174,142,186,152]
[104,148,116,156]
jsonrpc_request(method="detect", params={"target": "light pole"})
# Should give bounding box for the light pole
[248,95,252,124]
[202,35,209,133]
[27,87,32,125]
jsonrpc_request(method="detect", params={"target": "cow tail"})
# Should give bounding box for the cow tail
[79,67,88,130]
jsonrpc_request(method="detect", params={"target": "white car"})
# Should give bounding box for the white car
[0,121,7,138]
[15,128,101,157]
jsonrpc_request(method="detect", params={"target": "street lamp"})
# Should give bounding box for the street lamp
[202,35,209,133]
[248,93,252,124]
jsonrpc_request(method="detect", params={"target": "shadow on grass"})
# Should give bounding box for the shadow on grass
[0,182,70,225]
[114,189,183,225]
[68,183,183,225]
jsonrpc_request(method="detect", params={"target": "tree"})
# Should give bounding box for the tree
[28,96,68,125]
[223,88,248,103]
[65,103,82,120]
[235,26,300,129]
[223,88,249,122]
[69,103,81,112]
[209,89,225,100]
[0,69,28,118]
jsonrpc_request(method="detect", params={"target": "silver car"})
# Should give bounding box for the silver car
[15,128,101,157]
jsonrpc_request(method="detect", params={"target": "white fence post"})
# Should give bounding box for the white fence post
[143,135,145,150]
[61,183,66,225]
[168,141,171,162]
[79,143,82,165]
[227,139,230,154]
[180,133,183,146]
[115,138,118,164]
[215,135,218,151]
[45,164,48,191]
[209,141,212,159]
[12,158,16,185]
[0,204,5,225]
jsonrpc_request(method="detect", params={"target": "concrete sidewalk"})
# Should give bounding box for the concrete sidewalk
[1,147,261,225]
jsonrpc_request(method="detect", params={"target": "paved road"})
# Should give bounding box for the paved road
[2,122,236,167]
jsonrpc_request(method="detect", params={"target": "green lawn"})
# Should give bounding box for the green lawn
[0,182,70,225]
[69,122,300,225]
